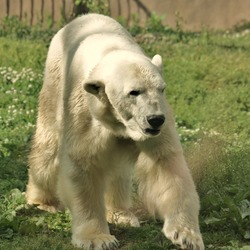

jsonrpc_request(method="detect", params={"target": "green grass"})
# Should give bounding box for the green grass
[0,20,250,249]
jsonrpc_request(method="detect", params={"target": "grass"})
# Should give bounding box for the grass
[0,18,250,250]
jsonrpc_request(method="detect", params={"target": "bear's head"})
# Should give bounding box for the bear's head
[83,51,167,141]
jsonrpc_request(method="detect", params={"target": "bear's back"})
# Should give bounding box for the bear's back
[53,14,131,54]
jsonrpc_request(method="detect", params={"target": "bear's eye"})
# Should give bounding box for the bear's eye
[129,90,141,96]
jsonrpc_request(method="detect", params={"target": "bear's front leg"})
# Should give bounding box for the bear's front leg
[57,158,119,250]
[136,151,204,250]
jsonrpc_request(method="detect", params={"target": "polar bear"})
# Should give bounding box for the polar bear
[26,14,204,250]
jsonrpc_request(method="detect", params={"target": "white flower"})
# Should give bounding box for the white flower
[4,138,9,143]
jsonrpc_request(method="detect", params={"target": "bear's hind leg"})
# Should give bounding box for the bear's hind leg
[105,173,140,227]
[26,175,60,213]
[26,133,61,213]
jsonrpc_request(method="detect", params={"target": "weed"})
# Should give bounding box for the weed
[0,16,55,45]
[75,0,110,15]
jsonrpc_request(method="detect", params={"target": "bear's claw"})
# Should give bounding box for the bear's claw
[108,242,119,250]
[72,233,118,250]
[163,224,204,250]
[174,231,179,240]
[101,242,108,250]
[101,241,119,250]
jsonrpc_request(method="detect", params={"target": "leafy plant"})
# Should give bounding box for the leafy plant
[0,16,55,45]
[145,12,169,33]
[75,0,110,15]
[0,16,31,39]
[0,189,35,238]
[202,185,250,240]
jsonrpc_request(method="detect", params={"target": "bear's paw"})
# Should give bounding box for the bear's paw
[163,224,204,250]
[72,233,119,250]
[107,210,140,227]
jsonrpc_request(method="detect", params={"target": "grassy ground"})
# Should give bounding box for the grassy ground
[0,19,249,249]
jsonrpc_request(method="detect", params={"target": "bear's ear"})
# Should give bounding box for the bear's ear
[151,54,163,74]
[84,81,105,96]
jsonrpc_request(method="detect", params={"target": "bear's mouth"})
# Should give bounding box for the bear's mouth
[144,128,160,136]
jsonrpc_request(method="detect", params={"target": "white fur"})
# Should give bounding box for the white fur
[26,14,204,250]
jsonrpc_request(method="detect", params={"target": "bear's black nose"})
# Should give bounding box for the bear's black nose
[147,115,165,128]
